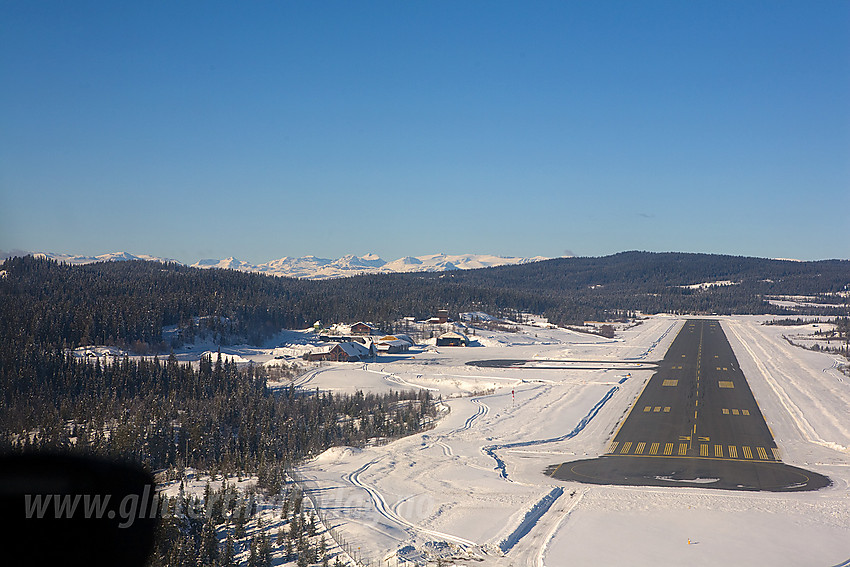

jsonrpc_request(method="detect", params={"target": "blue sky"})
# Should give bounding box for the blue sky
[2,1,848,263]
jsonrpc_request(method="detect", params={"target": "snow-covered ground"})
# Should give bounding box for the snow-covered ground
[285,315,850,566]
[73,315,850,564]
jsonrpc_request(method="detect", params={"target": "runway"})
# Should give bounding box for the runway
[547,320,830,491]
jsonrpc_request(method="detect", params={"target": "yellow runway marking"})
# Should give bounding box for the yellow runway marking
[772,448,781,460]
[742,409,750,416]
[664,443,674,456]
[757,447,768,460]
[700,444,709,457]
[715,445,723,458]
[635,442,646,455]
[662,379,678,386]
[743,446,753,459]
[678,443,688,456]
[729,446,737,459]
[620,442,632,454]
[663,407,670,413]
[650,442,660,455]
[608,441,618,453]
[654,406,661,412]
[732,409,740,415]
[643,406,651,412]
[722,408,729,415]
[719,381,735,389]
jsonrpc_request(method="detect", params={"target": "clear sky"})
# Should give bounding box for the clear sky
[2,1,848,264]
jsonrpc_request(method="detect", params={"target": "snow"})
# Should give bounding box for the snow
[286,315,850,566]
[65,314,850,564]
[680,280,739,290]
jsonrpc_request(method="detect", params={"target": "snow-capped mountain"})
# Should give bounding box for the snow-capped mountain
[191,253,549,279]
[18,251,550,279]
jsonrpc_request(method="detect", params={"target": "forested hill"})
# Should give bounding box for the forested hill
[425,251,850,295]
[1,252,848,351]
[420,251,850,304]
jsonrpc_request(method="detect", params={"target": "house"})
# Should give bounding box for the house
[350,322,379,336]
[436,331,469,347]
[307,341,374,362]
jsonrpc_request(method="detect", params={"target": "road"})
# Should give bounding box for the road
[548,320,830,492]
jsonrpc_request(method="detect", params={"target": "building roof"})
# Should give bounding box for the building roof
[438,331,468,341]
[376,339,410,347]
[377,335,413,346]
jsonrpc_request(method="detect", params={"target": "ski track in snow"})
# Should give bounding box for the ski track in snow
[458,397,490,432]
[482,383,621,480]
[345,460,477,548]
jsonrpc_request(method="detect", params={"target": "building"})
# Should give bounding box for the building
[350,322,379,336]
[375,336,412,354]
[436,331,469,347]
[426,309,450,324]
[307,341,374,362]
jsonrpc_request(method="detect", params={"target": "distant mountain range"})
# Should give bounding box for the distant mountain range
[18,251,550,279]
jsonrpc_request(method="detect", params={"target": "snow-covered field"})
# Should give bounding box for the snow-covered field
[286,316,850,566]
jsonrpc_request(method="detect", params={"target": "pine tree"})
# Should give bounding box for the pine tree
[221,532,236,567]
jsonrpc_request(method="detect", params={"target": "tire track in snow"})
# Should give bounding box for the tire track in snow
[726,320,849,452]
[345,460,477,547]
[483,384,622,480]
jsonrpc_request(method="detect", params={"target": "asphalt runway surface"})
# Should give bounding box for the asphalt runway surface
[547,320,830,492]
